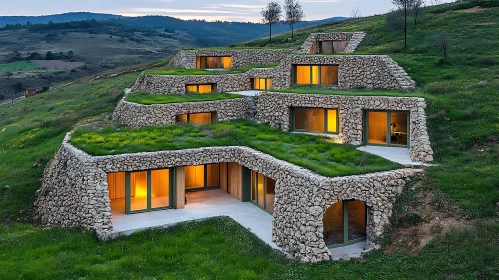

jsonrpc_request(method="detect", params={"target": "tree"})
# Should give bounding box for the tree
[411,0,425,26]
[261,1,282,43]
[435,32,449,63]
[45,51,55,60]
[284,0,304,41]
[13,82,23,92]
[389,0,414,49]
[351,7,362,19]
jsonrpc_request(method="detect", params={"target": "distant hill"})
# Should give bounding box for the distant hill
[0,12,122,27]
[0,12,347,46]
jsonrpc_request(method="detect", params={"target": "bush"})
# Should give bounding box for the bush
[482,56,494,66]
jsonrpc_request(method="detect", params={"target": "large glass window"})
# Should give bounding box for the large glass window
[107,169,172,215]
[177,112,216,125]
[366,111,409,146]
[250,171,275,213]
[292,108,339,134]
[184,164,221,190]
[196,56,232,69]
[319,40,347,54]
[252,78,272,90]
[323,200,366,247]
[294,65,339,85]
[186,84,215,94]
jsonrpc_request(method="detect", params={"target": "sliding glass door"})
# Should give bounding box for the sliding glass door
[250,171,275,213]
[323,200,367,247]
[365,110,409,146]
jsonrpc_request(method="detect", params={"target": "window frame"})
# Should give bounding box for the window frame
[251,78,273,90]
[325,199,368,248]
[185,84,217,94]
[196,56,232,69]
[291,107,340,134]
[176,112,217,124]
[124,168,175,215]
[293,64,339,86]
[363,110,410,147]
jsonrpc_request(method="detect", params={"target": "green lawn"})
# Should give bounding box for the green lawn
[1,218,497,279]
[0,61,61,72]
[125,92,245,105]
[71,120,400,177]
[145,63,279,75]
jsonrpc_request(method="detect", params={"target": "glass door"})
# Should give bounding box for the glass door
[366,111,409,146]
[323,200,367,247]
[250,170,275,213]
[126,169,173,214]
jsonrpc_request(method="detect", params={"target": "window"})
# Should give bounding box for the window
[292,108,339,134]
[365,110,409,146]
[196,56,232,69]
[250,171,275,213]
[319,40,347,54]
[323,200,367,247]
[294,65,338,85]
[185,164,220,190]
[186,84,215,94]
[107,169,173,215]
[252,78,272,90]
[177,112,216,125]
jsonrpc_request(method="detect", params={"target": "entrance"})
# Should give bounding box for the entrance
[250,171,275,213]
[365,110,409,146]
[323,200,367,247]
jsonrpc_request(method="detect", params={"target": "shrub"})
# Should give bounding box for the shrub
[255,134,279,141]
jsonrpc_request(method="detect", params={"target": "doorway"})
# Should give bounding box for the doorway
[323,200,367,247]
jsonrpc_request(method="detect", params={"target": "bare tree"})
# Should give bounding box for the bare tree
[435,32,449,63]
[261,1,282,43]
[389,0,414,49]
[411,0,425,26]
[284,0,305,41]
[351,7,362,18]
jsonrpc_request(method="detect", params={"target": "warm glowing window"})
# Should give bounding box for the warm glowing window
[252,78,272,90]
[323,200,366,246]
[177,112,215,125]
[196,56,232,69]
[293,108,339,134]
[366,111,409,146]
[186,84,215,94]
[250,170,275,213]
[294,65,338,85]
[151,169,170,208]
[185,164,221,189]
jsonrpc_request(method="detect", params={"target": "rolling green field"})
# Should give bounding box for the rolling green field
[0,61,41,72]
[0,1,498,278]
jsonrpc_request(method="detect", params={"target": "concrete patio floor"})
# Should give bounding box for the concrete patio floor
[357,145,428,166]
[111,189,279,249]
[329,241,371,261]
[228,90,263,96]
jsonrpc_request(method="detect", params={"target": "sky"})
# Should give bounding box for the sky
[0,0,454,22]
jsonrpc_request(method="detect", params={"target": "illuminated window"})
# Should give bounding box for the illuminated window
[250,170,275,213]
[252,78,273,90]
[319,40,347,54]
[176,112,216,125]
[196,56,232,69]
[185,164,221,190]
[294,65,338,85]
[365,110,409,146]
[185,84,215,94]
[292,108,339,134]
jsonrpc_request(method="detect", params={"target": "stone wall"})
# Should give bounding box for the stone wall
[36,133,423,261]
[271,55,416,91]
[299,32,366,54]
[132,73,252,94]
[254,92,433,162]
[33,133,113,237]
[168,49,293,69]
[113,98,250,128]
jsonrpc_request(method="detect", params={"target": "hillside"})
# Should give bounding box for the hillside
[0,1,498,278]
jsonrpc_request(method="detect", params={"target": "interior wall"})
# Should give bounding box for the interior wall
[368,111,387,144]
[228,162,242,200]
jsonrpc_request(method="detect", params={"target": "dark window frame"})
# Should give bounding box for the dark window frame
[292,64,339,86]
[363,110,410,147]
[176,112,218,124]
[290,107,340,134]
[196,56,232,69]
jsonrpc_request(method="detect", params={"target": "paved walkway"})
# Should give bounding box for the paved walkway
[357,145,428,166]
[111,189,279,249]
[330,241,371,260]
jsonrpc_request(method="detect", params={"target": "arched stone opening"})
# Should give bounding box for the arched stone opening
[322,200,367,247]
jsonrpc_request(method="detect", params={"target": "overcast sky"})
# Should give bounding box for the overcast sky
[0,0,453,22]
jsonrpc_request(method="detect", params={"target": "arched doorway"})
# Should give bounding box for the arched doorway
[322,200,367,247]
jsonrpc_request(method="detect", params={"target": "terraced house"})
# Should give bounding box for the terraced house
[35,32,434,262]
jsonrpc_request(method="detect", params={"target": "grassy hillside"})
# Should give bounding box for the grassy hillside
[0,0,497,278]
